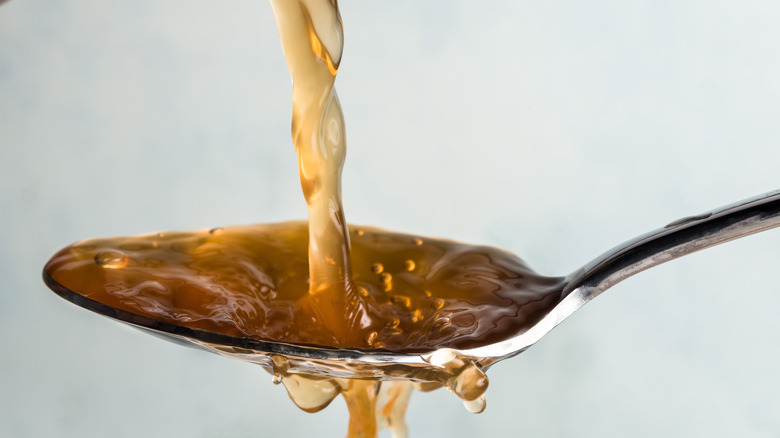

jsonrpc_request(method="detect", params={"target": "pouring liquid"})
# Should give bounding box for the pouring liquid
[43,0,563,436]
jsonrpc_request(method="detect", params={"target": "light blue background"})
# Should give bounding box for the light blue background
[1,0,779,436]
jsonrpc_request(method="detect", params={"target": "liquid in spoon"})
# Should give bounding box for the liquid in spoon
[42,0,567,436]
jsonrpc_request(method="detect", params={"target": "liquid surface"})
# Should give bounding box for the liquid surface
[44,222,563,352]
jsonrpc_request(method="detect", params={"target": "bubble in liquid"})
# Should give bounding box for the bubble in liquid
[209,227,224,235]
[371,263,384,274]
[433,298,445,310]
[381,273,393,291]
[358,286,369,297]
[412,237,423,246]
[391,295,411,309]
[355,228,365,236]
[365,331,378,346]
[403,259,415,271]
[94,251,129,269]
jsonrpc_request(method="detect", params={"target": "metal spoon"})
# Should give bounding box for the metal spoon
[43,190,780,380]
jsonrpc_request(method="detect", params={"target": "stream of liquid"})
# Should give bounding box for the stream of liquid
[268,0,367,348]
[42,0,565,436]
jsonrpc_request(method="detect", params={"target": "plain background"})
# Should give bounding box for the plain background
[1,0,779,436]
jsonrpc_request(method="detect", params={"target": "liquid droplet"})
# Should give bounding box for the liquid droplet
[449,363,489,401]
[272,373,284,385]
[463,395,486,414]
[281,374,341,413]
[94,251,129,269]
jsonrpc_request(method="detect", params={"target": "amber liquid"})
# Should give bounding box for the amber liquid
[43,0,564,436]
[45,222,561,351]
[44,222,561,436]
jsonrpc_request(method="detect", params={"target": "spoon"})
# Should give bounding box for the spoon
[43,190,780,380]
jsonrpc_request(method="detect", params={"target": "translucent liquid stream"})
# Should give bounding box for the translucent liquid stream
[269,1,409,432]
[270,0,368,346]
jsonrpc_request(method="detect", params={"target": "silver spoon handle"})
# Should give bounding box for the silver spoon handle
[565,189,780,297]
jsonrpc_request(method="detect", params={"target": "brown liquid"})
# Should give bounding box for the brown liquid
[42,0,564,436]
[44,222,560,436]
[44,222,561,352]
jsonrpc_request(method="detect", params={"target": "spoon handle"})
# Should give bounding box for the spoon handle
[565,189,780,297]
